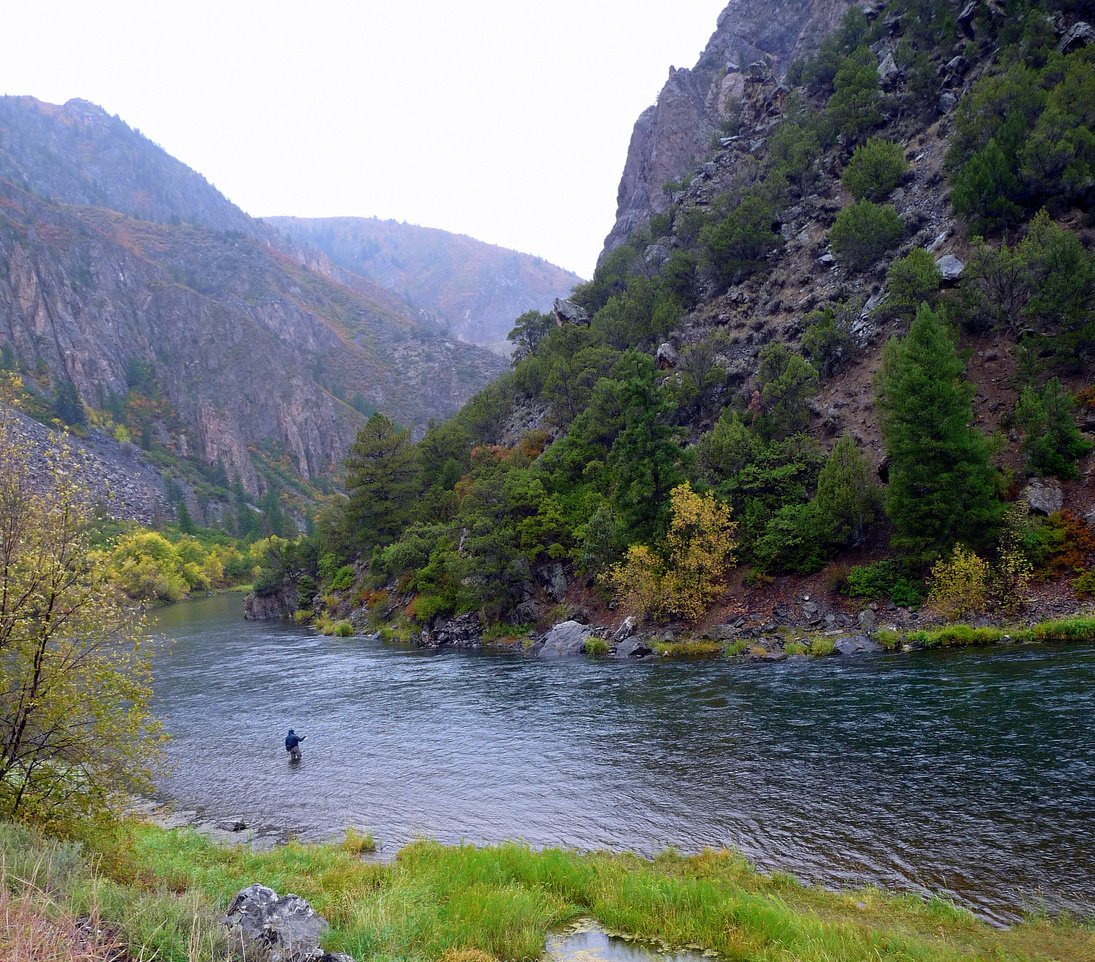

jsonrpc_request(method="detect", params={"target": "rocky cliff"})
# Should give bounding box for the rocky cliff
[0,97,506,495]
[268,217,583,354]
[602,0,853,259]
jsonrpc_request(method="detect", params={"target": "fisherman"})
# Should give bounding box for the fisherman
[285,728,307,762]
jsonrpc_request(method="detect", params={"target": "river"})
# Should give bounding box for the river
[149,593,1095,923]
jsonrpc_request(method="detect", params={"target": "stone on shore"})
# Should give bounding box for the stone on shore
[224,884,353,962]
[538,621,592,658]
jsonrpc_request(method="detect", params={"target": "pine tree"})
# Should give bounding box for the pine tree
[876,305,1001,559]
[1014,378,1093,479]
[342,413,417,555]
[812,433,881,547]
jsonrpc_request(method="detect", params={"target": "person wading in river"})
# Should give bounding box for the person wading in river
[285,728,307,762]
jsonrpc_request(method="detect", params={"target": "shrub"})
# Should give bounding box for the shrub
[583,637,610,657]
[699,191,782,287]
[332,620,354,638]
[845,560,924,607]
[951,140,1024,232]
[292,609,314,624]
[809,637,836,656]
[826,45,883,142]
[328,564,356,592]
[927,546,991,620]
[1022,510,1095,579]
[883,249,941,320]
[754,343,820,441]
[802,302,857,376]
[1073,569,1095,598]
[829,201,904,270]
[843,139,908,200]
[785,641,808,656]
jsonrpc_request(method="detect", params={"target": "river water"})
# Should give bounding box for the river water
[150,594,1095,923]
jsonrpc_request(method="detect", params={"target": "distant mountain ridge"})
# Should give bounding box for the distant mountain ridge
[268,216,583,353]
[0,96,506,498]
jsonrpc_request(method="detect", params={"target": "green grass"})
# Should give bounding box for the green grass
[66,823,1093,962]
[583,637,610,657]
[652,639,725,658]
[877,615,1095,651]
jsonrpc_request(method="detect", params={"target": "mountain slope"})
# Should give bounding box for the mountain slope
[268,216,583,353]
[0,97,506,495]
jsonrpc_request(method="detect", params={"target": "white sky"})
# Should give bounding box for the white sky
[0,1,728,278]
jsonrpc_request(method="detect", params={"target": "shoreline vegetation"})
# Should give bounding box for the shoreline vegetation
[2,820,1091,962]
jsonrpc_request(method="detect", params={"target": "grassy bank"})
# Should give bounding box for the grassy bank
[3,821,1090,962]
[876,615,1095,652]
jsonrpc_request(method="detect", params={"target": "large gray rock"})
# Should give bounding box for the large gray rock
[224,884,352,962]
[935,254,965,282]
[538,621,592,658]
[611,616,637,644]
[1022,479,1064,516]
[833,634,883,656]
[615,636,654,659]
[656,341,679,370]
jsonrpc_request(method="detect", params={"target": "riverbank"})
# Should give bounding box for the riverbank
[5,819,1092,962]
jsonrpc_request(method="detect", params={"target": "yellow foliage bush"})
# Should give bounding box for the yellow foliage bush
[609,483,737,622]
[927,545,990,620]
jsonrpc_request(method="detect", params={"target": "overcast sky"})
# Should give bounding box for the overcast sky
[0,1,727,277]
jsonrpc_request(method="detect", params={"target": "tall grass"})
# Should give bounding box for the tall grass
[85,825,1094,962]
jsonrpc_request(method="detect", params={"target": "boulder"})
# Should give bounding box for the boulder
[656,341,679,370]
[857,608,877,632]
[935,254,965,282]
[224,884,353,962]
[615,636,654,659]
[552,298,590,327]
[417,613,482,650]
[833,634,884,656]
[509,600,541,626]
[1022,479,1064,516]
[877,51,901,86]
[538,621,592,658]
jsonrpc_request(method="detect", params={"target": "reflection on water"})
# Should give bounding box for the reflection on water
[546,920,711,962]
[150,594,1095,922]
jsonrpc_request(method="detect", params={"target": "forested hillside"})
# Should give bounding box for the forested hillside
[265,0,1094,648]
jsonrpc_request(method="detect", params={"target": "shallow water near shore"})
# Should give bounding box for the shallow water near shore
[149,594,1095,923]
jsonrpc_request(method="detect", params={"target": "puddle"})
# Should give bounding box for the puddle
[545,919,714,962]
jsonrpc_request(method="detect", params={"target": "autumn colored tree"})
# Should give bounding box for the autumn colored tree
[609,482,737,622]
[0,417,163,823]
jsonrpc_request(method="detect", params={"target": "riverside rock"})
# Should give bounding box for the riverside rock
[834,634,884,655]
[538,621,592,658]
[224,884,353,962]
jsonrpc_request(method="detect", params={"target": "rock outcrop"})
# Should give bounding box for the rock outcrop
[602,0,854,258]
[536,621,593,658]
[416,613,483,650]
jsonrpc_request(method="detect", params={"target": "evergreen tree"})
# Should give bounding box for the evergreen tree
[176,500,196,535]
[261,486,288,538]
[754,344,819,441]
[1014,378,1093,480]
[342,413,417,556]
[876,305,1001,559]
[52,379,85,425]
[812,433,881,547]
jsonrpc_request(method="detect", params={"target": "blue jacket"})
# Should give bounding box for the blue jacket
[285,730,305,750]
